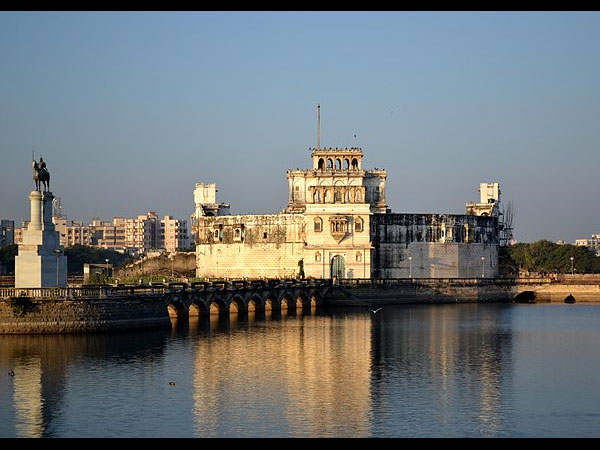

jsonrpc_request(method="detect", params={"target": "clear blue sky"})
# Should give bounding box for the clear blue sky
[1,11,599,243]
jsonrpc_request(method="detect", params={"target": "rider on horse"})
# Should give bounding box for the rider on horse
[32,156,50,191]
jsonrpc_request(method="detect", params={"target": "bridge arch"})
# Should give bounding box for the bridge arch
[167,300,187,319]
[264,296,280,312]
[279,292,294,312]
[189,301,209,317]
[295,293,308,310]
[209,297,228,316]
[228,296,246,315]
[247,295,265,313]
[309,291,322,308]
[513,291,536,303]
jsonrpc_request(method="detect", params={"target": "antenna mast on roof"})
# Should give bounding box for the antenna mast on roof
[317,102,321,149]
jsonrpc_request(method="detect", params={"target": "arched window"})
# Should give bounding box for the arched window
[327,158,333,169]
[318,158,325,170]
[355,217,364,233]
[214,229,219,239]
[351,158,359,170]
[344,158,350,170]
[315,252,321,262]
[334,187,342,203]
[314,217,323,232]
[356,251,362,262]
[324,188,331,203]
[335,159,342,170]
[313,189,321,203]
[355,189,362,202]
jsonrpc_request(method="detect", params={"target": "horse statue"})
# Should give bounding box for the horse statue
[32,157,50,192]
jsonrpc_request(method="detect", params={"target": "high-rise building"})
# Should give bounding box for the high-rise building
[160,215,190,253]
[125,211,159,255]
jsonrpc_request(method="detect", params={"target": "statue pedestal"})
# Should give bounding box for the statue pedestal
[15,191,67,288]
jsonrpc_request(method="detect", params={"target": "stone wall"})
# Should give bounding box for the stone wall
[196,214,305,279]
[372,213,499,278]
[0,296,170,334]
[115,252,196,279]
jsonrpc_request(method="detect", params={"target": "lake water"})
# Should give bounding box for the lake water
[1,303,600,438]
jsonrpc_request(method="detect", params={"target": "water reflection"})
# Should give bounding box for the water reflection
[189,310,372,437]
[1,304,600,437]
[0,330,170,437]
[369,304,514,437]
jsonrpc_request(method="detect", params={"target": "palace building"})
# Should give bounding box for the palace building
[193,146,501,280]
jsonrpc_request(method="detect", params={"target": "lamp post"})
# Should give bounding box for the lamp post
[481,256,485,278]
[53,249,62,287]
[105,258,109,282]
[408,256,412,278]
[570,256,574,275]
[171,257,174,279]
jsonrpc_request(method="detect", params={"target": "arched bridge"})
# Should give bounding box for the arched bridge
[164,279,333,319]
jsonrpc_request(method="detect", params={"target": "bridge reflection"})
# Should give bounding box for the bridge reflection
[0,304,515,437]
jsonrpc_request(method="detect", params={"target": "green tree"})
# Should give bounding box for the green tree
[507,240,600,274]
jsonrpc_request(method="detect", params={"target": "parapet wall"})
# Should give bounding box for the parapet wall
[0,296,170,334]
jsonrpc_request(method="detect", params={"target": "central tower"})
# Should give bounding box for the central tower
[285,144,387,279]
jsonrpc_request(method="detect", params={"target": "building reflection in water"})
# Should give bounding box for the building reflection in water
[0,304,516,437]
[190,310,373,437]
[369,304,514,437]
[0,331,170,438]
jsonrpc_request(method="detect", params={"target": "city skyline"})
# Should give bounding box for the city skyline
[1,12,599,243]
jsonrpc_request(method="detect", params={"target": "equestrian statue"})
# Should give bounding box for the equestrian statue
[32,157,50,192]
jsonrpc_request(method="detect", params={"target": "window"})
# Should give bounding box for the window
[314,217,323,232]
[313,189,321,203]
[355,189,362,202]
[356,252,362,262]
[315,252,321,262]
[355,217,363,233]
[334,187,342,203]
[263,232,268,239]
[214,230,219,239]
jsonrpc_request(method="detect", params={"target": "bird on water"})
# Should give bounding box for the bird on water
[169,381,176,386]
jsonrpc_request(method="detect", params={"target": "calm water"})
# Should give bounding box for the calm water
[1,303,600,438]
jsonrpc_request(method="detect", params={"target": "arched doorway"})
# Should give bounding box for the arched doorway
[331,255,345,280]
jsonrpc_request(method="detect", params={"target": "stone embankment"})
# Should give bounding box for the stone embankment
[0,288,170,334]
[326,277,600,306]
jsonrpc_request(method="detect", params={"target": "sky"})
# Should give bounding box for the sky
[0,11,599,243]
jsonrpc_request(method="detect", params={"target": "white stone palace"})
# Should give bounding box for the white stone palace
[193,146,500,280]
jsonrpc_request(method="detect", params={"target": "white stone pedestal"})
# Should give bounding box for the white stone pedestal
[15,191,67,288]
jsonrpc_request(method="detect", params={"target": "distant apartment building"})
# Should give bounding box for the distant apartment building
[91,217,126,251]
[1,220,15,248]
[33,210,190,256]
[52,218,93,247]
[161,215,189,253]
[575,234,600,256]
[125,211,160,255]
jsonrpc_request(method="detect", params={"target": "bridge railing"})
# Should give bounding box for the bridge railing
[0,285,168,300]
[337,277,556,287]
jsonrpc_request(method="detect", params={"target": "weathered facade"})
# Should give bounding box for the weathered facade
[195,146,500,279]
